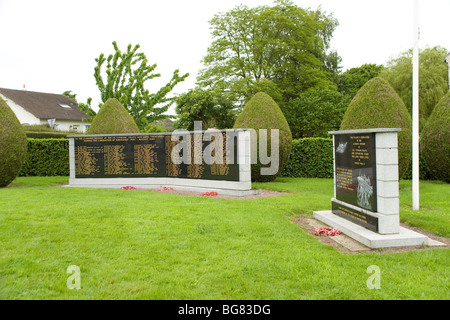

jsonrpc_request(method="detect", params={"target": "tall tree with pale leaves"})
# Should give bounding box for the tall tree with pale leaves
[86,41,189,129]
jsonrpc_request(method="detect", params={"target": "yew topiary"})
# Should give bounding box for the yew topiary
[340,77,412,178]
[233,92,292,182]
[420,92,450,182]
[88,98,140,134]
[0,96,28,187]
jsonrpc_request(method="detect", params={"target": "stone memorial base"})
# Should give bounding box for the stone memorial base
[313,210,429,249]
[67,177,261,197]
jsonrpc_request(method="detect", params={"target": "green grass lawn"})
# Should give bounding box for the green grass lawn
[0,176,448,299]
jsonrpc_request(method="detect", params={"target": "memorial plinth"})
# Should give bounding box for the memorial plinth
[314,128,429,248]
[67,129,260,196]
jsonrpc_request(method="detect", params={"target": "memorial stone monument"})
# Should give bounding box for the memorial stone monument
[67,129,260,196]
[314,128,429,248]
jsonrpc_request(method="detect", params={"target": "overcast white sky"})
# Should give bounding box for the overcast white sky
[0,0,449,113]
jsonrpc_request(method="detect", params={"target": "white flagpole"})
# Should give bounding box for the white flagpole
[412,0,420,210]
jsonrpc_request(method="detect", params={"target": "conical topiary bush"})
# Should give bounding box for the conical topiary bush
[88,98,140,134]
[233,92,292,182]
[0,96,28,187]
[420,92,450,183]
[340,77,412,178]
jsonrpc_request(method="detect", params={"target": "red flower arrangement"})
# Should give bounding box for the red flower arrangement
[158,187,173,191]
[201,191,218,197]
[314,227,341,236]
[120,186,136,190]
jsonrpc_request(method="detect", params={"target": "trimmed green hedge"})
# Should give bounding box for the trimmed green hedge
[25,132,72,139]
[18,136,437,181]
[19,139,69,176]
[281,138,333,178]
[19,137,334,178]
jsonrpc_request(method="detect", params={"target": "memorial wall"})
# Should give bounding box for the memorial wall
[68,130,257,196]
[73,132,239,181]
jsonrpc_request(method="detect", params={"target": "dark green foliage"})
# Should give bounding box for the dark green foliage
[420,92,450,182]
[198,1,340,108]
[88,98,140,134]
[141,124,167,133]
[19,139,69,176]
[25,132,71,139]
[337,63,384,99]
[233,92,292,182]
[175,88,236,130]
[402,152,435,181]
[281,138,333,178]
[283,89,350,139]
[0,97,28,187]
[340,77,412,178]
[380,46,449,123]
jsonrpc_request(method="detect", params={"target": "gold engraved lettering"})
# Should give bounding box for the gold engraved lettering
[165,136,181,177]
[104,145,128,175]
[187,133,204,178]
[336,167,353,190]
[350,135,371,166]
[211,133,230,176]
[75,146,99,175]
[134,144,158,175]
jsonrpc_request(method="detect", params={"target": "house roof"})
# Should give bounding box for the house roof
[0,87,89,121]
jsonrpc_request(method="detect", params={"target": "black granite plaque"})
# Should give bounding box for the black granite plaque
[334,133,377,212]
[74,135,166,178]
[332,200,378,232]
[74,132,239,181]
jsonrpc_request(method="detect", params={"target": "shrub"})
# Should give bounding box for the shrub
[233,92,292,182]
[283,89,350,139]
[25,132,72,139]
[141,124,167,133]
[340,77,412,178]
[420,92,450,182]
[23,124,83,138]
[281,138,333,178]
[88,98,139,134]
[0,96,28,187]
[402,152,435,181]
[19,139,69,176]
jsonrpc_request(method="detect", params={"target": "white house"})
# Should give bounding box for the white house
[0,87,90,132]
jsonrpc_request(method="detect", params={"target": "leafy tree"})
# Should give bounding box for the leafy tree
[380,46,449,125]
[197,0,340,107]
[77,97,96,122]
[174,88,236,130]
[283,89,350,139]
[141,124,167,133]
[86,41,189,129]
[63,90,78,102]
[337,64,384,99]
